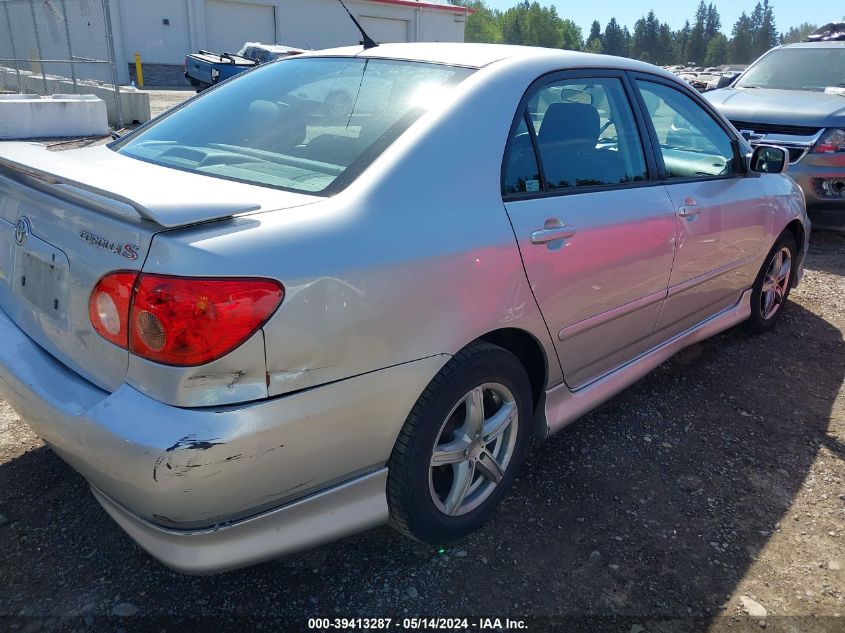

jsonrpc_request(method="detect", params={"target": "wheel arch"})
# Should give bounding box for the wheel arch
[475,328,549,439]
[783,218,806,282]
[784,218,805,253]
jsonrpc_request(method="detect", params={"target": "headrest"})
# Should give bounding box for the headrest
[537,102,600,148]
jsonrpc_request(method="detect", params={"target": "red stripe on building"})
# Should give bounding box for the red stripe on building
[365,0,475,14]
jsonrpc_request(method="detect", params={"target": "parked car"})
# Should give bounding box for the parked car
[705,37,845,230]
[706,71,742,91]
[184,42,304,92]
[0,43,809,574]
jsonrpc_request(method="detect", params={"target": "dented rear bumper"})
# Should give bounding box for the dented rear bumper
[92,470,388,574]
[0,305,447,571]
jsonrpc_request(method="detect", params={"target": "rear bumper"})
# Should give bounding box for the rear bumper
[184,72,210,91]
[92,470,388,574]
[0,305,446,571]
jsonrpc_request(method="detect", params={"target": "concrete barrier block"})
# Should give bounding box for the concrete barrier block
[0,94,109,139]
[0,66,151,125]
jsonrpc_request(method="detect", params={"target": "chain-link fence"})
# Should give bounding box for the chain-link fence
[0,0,123,126]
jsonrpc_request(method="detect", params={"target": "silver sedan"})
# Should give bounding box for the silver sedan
[0,43,809,573]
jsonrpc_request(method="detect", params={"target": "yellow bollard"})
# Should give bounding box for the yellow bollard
[134,53,144,88]
[30,48,41,75]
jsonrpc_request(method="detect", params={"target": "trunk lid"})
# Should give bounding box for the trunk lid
[0,142,318,392]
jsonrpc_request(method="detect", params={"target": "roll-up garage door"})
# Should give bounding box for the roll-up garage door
[205,0,276,53]
[359,16,409,43]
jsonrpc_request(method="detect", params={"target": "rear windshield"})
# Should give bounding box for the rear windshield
[114,57,474,194]
[736,47,845,91]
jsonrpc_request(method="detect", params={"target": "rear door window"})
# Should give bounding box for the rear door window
[527,78,648,191]
[502,117,542,194]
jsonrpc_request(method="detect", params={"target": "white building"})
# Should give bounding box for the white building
[115,0,470,82]
[0,0,470,85]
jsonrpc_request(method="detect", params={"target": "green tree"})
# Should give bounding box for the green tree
[730,12,754,63]
[674,20,692,65]
[704,3,721,42]
[499,2,581,50]
[559,18,583,51]
[780,23,817,44]
[455,1,502,43]
[657,23,675,65]
[588,20,602,45]
[705,33,729,66]
[750,2,764,35]
[501,1,529,45]
[687,1,708,64]
[631,16,647,61]
[586,36,603,53]
[631,11,661,63]
[523,3,565,47]
[753,0,778,58]
[603,17,627,57]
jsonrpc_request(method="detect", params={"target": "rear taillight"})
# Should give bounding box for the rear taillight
[89,272,137,348]
[89,273,283,366]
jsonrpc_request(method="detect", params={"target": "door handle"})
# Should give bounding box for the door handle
[677,204,701,217]
[530,225,576,244]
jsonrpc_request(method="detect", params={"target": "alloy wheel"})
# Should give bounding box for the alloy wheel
[760,246,792,320]
[428,383,519,517]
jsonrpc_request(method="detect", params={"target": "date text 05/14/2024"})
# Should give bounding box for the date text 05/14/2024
[307,617,528,630]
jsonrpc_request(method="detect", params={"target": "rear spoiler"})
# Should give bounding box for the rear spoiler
[0,142,261,228]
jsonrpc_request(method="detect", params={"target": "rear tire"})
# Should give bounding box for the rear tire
[747,232,797,334]
[387,341,533,544]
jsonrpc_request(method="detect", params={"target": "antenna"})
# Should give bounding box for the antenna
[336,0,378,49]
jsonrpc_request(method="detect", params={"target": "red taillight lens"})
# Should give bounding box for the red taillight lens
[129,275,283,366]
[88,273,284,366]
[88,272,138,348]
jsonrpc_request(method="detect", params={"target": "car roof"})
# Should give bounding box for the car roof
[298,42,673,75]
[782,41,845,49]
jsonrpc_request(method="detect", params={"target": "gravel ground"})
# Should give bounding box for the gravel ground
[145,89,195,119]
[0,230,843,633]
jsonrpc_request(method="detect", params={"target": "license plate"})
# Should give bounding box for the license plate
[14,237,69,327]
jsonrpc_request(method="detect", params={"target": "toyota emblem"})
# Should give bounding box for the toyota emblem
[14,217,31,246]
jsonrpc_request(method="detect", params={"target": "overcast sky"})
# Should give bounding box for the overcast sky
[482,0,842,36]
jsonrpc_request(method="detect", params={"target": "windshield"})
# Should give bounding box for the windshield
[114,57,474,194]
[736,47,845,91]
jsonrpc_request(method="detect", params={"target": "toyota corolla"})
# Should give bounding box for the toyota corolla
[0,43,809,573]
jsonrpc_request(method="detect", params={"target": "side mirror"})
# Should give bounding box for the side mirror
[750,145,788,174]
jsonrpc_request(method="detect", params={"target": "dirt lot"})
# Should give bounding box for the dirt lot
[0,231,843,632]
[145,89,195,119]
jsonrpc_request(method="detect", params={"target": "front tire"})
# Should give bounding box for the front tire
[747,232,797,334]
[387,341,533,544]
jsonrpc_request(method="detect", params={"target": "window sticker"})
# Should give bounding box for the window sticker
[526,179,540,192]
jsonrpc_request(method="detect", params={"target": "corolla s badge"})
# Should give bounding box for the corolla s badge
[14,217,31,246]
[79,230,139,260]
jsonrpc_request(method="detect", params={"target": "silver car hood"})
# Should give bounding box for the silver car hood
[705,87,845,127]
[0,142,320,228]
